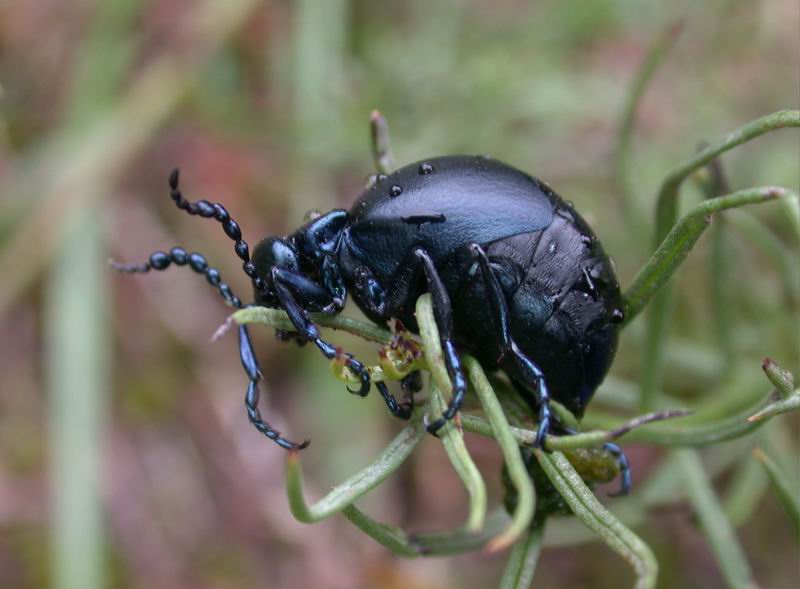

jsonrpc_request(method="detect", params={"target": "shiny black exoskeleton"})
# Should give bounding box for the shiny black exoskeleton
[113,154,629,492]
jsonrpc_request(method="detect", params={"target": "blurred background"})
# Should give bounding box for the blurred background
[0,1,798,588]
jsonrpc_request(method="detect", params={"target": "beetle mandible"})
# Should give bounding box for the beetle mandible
[113,149,631,492]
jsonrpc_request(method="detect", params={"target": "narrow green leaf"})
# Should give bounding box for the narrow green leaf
[341,505,420,557]
[285,420,425,523]
[654,110,800,247]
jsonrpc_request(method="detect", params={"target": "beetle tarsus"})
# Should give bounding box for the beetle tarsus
[376,381,413,419]
[602,441,632,497]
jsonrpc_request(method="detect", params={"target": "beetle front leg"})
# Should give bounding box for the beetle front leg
[270,268,371,398]
[239,324,310,450]
[413,249,468,435]
[470,244,551,448]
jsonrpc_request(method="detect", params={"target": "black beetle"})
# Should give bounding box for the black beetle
[113,152,630,493]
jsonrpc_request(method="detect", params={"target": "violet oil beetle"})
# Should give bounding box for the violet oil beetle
[113,128,631,494]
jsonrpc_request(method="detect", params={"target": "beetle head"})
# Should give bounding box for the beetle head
[250,236,301,307]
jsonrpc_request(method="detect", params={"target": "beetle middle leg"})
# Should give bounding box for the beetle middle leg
[413,248,468,434]
[469,243,552,448]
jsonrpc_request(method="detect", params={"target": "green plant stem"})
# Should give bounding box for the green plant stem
[465,357,535,551]
[653,110,800,247]
[409,508,512,555]
[460,409,691,449]
[746,391,800,423]
[624,185,795,324]
[583,394,776,447]
[499,521,546,589]
[285,419,425,523]
[342,503,513,556]
[535,450,658,589]
[635,110,800,412]
[430,383,487,532]
[232,306,393,344]
[341,505,420,557]
[415,294,488,531]
[676,450,755,589]
[415,294,453,399]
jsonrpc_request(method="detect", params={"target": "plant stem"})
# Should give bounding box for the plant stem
[233,306,393,344]
[464,357,535,551]
[623,185,796,324]
[285,419,425,523]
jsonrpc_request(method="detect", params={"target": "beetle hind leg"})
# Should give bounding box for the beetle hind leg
[470,244,551,448]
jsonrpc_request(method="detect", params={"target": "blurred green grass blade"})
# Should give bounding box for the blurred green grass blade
[47,216,109,589]
[498,522,545,589]
[535,450,658,589]
[676,450,755,589]
[627,186,795,411]
[614,20,683,235]
[728,211,800,306]
[45,3,141,586]
[0,0,262,316]
[752,448,800,541]
[721,450,768,527]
